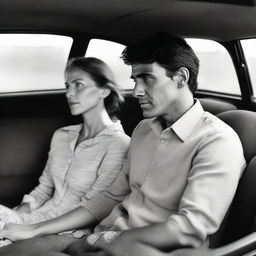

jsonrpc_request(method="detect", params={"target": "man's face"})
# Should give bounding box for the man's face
[131,62,180,119]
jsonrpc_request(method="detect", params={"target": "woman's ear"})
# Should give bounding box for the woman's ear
[101,88,111,99]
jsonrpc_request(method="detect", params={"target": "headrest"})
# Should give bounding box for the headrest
[217,110,256,163]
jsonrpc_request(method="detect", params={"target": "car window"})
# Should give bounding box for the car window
[85,39,134,90]
[186,39,241,95]
[0,34,72,93]
[241,39,256,100]
[86,38,241,95]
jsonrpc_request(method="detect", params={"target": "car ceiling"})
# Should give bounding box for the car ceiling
[0,0,256,43]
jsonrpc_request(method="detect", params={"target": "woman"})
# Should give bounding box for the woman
[0,57,130,246]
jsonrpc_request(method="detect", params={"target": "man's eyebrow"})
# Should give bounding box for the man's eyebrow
[131,72,152,79]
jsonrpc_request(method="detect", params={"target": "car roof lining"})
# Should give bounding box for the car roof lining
[0,0,256,43]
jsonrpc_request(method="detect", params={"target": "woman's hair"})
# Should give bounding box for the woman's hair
[65,57,124,119]
[121,32,199,94]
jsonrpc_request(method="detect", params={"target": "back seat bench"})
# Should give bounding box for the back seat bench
[0,94,238,207]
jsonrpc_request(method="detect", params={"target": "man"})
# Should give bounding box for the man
[0,32,245,256]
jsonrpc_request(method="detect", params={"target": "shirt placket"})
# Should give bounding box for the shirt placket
[133,134,169,207]
[138,130,171,197]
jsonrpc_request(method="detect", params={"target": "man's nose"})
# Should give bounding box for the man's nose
[133,82,145,98]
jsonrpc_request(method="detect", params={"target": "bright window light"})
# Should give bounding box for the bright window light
[0,34,73,93]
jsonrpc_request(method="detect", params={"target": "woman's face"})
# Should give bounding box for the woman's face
[65,67,105,116]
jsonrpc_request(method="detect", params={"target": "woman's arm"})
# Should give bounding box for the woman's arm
[0,206,97,242]
[84,134,130,200]
[17,130,61,211]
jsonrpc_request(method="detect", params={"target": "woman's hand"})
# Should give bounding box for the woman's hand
[0,223,36,242]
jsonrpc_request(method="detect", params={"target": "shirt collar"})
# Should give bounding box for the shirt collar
[67,120,124,137]
[150,99,204,142]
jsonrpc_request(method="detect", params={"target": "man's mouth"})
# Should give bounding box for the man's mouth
[139,100,151,106]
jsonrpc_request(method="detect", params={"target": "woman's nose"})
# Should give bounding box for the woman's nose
[66,85,75,98]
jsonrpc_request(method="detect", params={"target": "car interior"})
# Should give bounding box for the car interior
[1,0,256,255]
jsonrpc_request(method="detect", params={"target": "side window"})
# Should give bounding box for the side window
[241,39,256,100]
[85,39,134,90]
[0,34,72,93]
[186,39,241,95]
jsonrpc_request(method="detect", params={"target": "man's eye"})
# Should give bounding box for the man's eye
[142,76,151,83]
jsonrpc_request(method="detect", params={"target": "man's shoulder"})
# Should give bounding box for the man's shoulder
[198,112,241,146]
[202,112,235,133]
[132,119,153,136]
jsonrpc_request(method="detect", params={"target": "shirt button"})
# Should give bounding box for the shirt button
[146,174,151,180]
[152,161,156,166]
[160,139,165,144]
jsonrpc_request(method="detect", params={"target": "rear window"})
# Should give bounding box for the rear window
[0,34,72,93]
[86,38,241,95]
[85,39,134,90]
[0,36,240,96]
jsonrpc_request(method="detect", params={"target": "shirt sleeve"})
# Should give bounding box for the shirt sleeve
[167,130,246,247]
[79,121,143,221]
[79,156,131,221]
[82,133,130,200]
[21,131,57,211]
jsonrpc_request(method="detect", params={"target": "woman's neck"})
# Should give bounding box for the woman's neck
[80,109,114,140]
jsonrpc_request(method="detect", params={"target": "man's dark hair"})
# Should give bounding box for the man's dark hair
[121,32,199,94]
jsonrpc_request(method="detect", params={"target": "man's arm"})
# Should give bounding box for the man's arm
[102,223,191,253]
[100,130,246,252]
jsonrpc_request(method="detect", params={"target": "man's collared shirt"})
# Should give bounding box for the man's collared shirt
[81,100,246,245]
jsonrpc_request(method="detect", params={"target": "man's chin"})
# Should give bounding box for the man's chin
[142,110,155,119]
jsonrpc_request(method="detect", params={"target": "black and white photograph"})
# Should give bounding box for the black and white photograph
[1,1,256,255]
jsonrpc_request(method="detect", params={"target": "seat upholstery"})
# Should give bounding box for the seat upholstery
[199,98,237,115]
[210,110,256,247]
[217,110,256,163]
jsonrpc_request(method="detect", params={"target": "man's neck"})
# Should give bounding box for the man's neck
[164,96,194,127]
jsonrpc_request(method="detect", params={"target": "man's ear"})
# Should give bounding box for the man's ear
[177,67,190,87]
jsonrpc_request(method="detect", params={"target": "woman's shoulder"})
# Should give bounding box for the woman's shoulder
[56,124,81,133]
[111,128,130,144]
[52,124,81,139]
[106,122,130,147]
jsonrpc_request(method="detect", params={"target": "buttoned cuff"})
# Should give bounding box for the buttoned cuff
[168,214,207,247]
[21,194,38,211]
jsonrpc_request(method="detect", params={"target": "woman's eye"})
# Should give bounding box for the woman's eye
[76,83,85,88]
